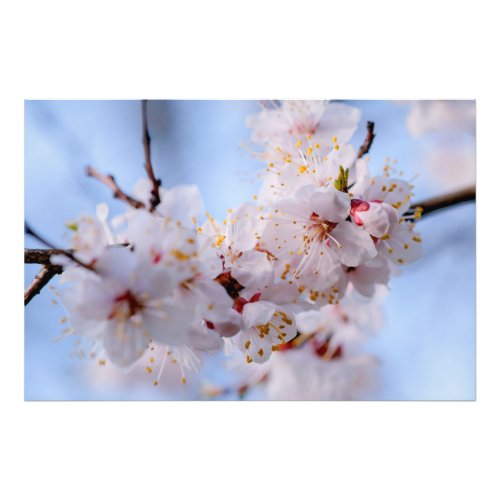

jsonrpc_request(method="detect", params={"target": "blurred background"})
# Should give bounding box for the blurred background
[24,100,476,400]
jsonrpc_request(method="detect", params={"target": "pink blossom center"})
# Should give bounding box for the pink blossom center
[233,292,261,314]
[350,199,370,226]
[108,290,142,320]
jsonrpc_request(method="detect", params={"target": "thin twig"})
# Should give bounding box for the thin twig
[410,185,475,218]
[357,121,376,159]
[25,222,94,272]
[141,100,162,210]
[86,166,145,209]
[25,245,129,267]
[24,265,62,306]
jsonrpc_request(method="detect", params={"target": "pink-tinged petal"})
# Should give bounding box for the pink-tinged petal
[363,177,413,214]
[355,202,391,237]
[331,221,377,267]
[350,199,370,225]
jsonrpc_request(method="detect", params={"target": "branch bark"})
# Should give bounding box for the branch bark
[24,265,63,305]
[24,248,68,266]
[357,121,376,159]
[86,166,145,209]
[141,100,162,210]
[410,186,475,218]
[25,223,94,272]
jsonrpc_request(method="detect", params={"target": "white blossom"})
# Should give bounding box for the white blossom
[50,99,425,396]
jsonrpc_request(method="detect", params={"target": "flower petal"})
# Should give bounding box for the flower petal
[331,221,377,267]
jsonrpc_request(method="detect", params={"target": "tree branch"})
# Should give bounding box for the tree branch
[24,248,68,266]
[410,186,475,218]
[25,222,95,272]
[357,121,376,159]
[24,264,62,306]
[141,100,162,210]
[86,165,145,209]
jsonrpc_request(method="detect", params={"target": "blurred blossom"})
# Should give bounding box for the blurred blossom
[406,100,475,137]
[423,139,475,190]
[404,100,476,192]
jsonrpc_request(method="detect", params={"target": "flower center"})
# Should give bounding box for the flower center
[308,212,338,246]
[108,290,143,321]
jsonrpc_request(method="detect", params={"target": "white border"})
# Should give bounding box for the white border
[2,1,497,499]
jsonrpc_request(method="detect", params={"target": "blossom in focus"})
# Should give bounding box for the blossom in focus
[202,203,274,290]
[261,183,377,293]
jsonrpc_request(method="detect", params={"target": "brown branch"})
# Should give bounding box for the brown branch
[86,165,145,209]
[24,244,131,305]
[24,265,62,306]
[25,245,129,267]
[24,247,74,306]
[25,223,94,272]
[410,185,475,218]
[24,248,68,266]
[141,100,162,210]
[357,121,376,159]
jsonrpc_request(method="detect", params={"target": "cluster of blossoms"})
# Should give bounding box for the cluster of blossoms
[54,100,423,389]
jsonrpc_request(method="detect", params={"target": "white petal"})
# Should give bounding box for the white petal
[331,221,377,267]
[231,250,274,289]
[95,246,137,288]
[157,184,204,225]
[295,310,324,335]
[193,279,234,322]
[132,262,173,299]
[309,187,350,222]
[215,313,243,338]
[347,259,391,297]
[319,102,362,144]
[382,223,423,265]
[187,325,224,354]
[103,321,149,367]
[241,301,276,329]
[145,304,192,346]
